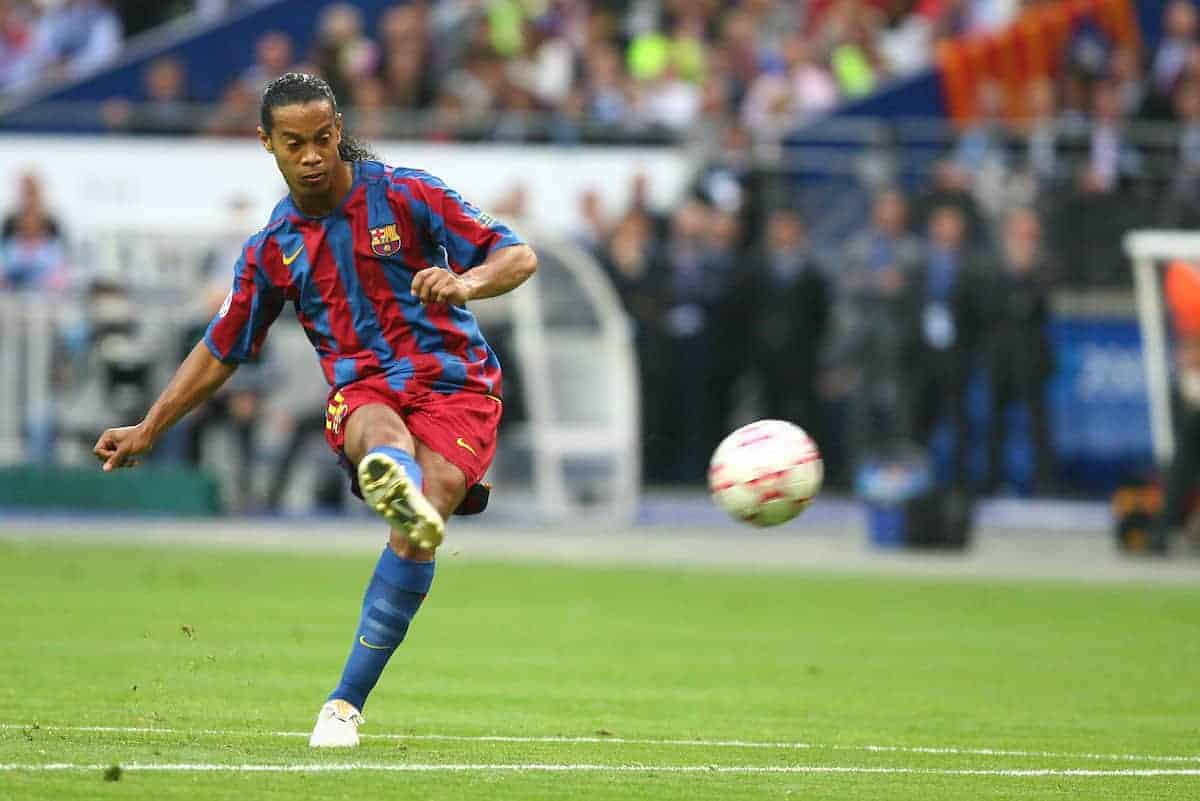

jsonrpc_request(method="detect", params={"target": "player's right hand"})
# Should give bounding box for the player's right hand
[93,424,154,472]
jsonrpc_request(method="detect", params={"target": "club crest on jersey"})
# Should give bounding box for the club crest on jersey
[369,224,402,257]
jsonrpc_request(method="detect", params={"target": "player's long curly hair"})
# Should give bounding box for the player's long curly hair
[260,72,377,162]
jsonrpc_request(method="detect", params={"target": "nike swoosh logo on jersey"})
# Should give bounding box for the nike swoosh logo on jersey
[358,635,390,650]
[282,245,304,265]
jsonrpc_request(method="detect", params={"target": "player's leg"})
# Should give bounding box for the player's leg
[411,440,470,519]
[311,402,439,747]
[345,403,446,550]
[311,391,499,747]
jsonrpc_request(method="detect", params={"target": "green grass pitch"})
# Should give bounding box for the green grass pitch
[1,536,1199,800]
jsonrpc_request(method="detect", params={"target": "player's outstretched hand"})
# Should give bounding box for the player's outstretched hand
[93,424,154,472]
[411,267,470,306]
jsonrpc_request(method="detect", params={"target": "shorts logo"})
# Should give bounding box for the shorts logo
[369,224,402,257]
[326,391,348,435]
[455,437,477,456]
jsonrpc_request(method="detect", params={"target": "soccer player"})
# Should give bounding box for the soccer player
[92,73,537,747]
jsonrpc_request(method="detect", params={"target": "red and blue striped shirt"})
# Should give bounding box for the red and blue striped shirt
[204,160,522,397]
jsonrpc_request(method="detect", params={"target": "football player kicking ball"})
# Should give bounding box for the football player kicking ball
[93,73,537,747]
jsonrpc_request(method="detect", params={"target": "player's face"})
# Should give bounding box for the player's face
[259,101,344,199]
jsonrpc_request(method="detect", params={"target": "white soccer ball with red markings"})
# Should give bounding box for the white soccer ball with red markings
[708,420,823,527]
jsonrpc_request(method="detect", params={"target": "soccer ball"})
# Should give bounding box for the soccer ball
[708,420,823,527]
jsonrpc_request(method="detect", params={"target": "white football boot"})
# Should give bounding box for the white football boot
[357,452,445,550]
[309,699,364,748]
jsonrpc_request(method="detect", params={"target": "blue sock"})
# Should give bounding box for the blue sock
[369,445,423,490]
[328,546,435,710]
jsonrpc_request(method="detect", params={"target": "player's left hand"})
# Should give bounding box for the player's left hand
[93,424,154,472]
[411,267,471,306]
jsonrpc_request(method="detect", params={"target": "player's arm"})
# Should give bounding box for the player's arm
[405,172,537,305]
[95,235,284,471]
[93,341,237,471]
[411,243,537,304]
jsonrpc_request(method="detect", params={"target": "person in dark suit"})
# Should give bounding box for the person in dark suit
[731,208,830,434]
[901,204,989,486]
[982,208,1057,494]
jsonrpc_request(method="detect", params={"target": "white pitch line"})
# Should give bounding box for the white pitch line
[2,724,1198,765]
[0,762,1199,777]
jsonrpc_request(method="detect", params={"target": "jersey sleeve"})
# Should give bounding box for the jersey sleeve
[203,237,284,364]
[407,172,523,274]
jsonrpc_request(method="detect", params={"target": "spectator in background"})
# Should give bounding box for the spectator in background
[310,2,378,105]
[205,76,260,136]
[627,13,707,133]
[581,42,630,130]
[954,80,1013,215]
[103,56,193,135]
[1014,77,1066,193]
[1,169,66,292]
[1050,83,1149,286]
[716,8,764,97]
[740,36,837,143]
[2,171,61,242]
[635,59,703,134]
[440,51,505,126]
[733,208,830,434]
[1108,45,1145,119]
[491,77,539,142]
[36,0,122,81]
[574,188,611,256]
[603,208,662,341]
[911,160,989,249]
[954,80,1009,177]
[824,3,885,99]
[379,3,434,110]
[1164,79,1200,227]
[691,125,759,241]
[1080,80,1142,194]
[241,30,294,93]
[983,207,1056,494]
[0,0,42,93]
[506,15,575,112]
[703,207,749,449]
[652,199,723,482]
[599,206,665,481]
[829,188,922,475]
[1145,0,1198,120]
[877,0,933,77]
[0,206,67,292]
[348,76,389,140]
[902,204,987,487]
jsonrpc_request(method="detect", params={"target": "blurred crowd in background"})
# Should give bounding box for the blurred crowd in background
[4,0,1200,509]
[7,0,1042,138]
